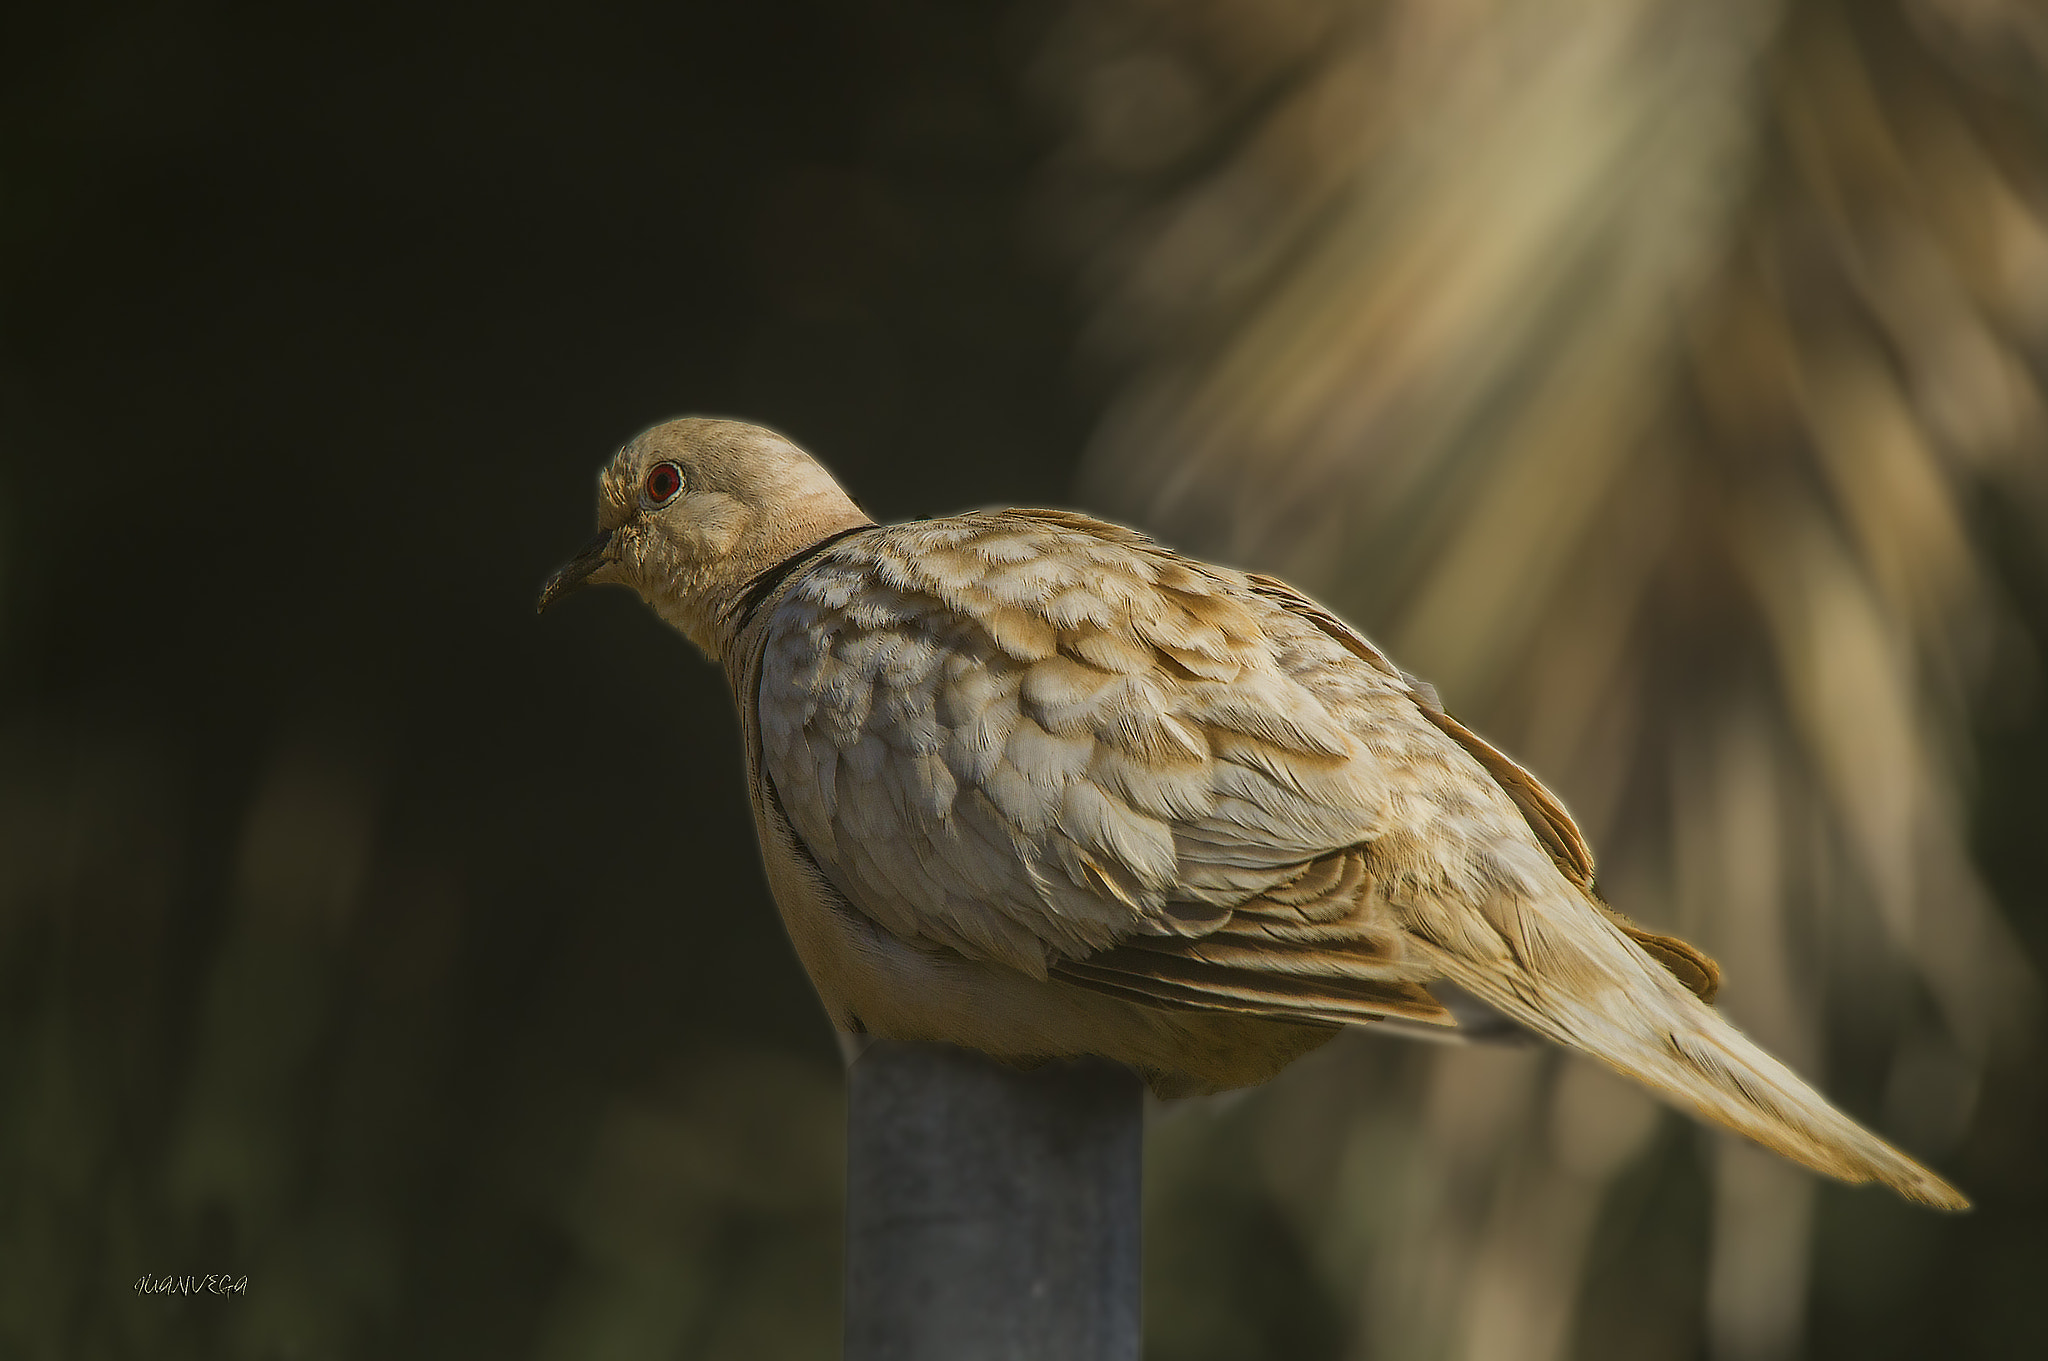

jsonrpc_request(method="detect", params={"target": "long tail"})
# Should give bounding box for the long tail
[1413,893,1969,1211]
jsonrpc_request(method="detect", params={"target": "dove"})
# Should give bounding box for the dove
[539,416,1968,1210]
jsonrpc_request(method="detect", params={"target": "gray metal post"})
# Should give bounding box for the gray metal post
[844,1039,1144,1361]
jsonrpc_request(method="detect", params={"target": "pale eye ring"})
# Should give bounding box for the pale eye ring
[643,462,683,505]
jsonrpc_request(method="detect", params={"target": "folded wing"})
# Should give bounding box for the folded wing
[754,509,1700,1025]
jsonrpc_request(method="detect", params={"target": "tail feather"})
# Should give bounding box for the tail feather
[1414,899,1970,1211]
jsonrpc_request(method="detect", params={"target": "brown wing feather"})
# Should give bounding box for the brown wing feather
[1056,845,1456,1028]
[1246,571,1724,1003]
[1056,953,1449,1028]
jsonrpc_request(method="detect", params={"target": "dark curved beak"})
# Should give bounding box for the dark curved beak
[536,529,615,614]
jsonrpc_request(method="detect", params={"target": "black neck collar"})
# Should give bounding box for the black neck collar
[732,524,873,632]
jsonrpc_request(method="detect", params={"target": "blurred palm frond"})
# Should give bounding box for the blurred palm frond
[1032,1,2048,1357]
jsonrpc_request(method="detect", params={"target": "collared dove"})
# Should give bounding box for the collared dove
[540,416,1965,1210]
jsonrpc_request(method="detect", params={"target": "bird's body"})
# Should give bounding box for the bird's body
[542,417,1968,1210]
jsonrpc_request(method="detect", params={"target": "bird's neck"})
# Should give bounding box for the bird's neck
[671,503,875,670]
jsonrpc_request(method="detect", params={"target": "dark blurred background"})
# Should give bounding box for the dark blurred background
[3,2,2044,1358]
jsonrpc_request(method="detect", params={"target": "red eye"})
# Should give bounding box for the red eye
[644,462,683,504]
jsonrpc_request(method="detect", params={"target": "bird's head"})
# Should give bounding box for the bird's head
[537,417,871,660]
